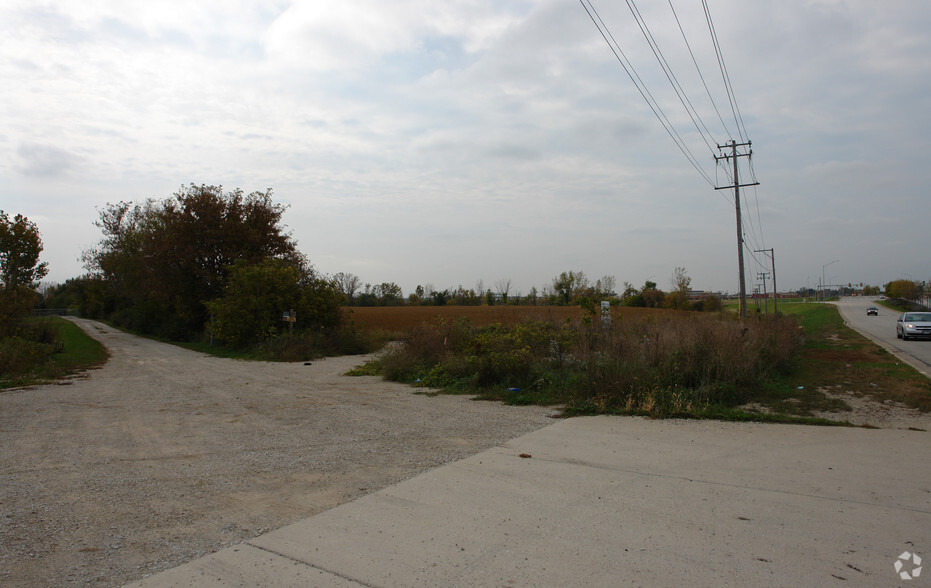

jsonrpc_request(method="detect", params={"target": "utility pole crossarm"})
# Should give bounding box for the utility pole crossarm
[714,182,759,190]
[714,141,758,190]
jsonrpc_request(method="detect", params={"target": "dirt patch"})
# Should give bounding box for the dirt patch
[740,388,929,430]
[0,318,557,587]
[811,386,930,430]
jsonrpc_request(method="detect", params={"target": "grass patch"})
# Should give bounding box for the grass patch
[1,317,108,388]
[876,299,907,313]
[743,302,931,414]
[876,298,927,313]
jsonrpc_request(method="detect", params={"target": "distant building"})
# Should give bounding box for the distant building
[688,290,724,301]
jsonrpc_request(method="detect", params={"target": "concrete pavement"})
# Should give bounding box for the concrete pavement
[128,416,930,587]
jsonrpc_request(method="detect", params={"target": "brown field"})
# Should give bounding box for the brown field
[342,305,673,333]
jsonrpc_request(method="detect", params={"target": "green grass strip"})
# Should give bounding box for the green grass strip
[1,317,108,389]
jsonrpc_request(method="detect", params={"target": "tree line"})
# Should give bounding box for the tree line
[885,279,931,309]
[332,267,720,311]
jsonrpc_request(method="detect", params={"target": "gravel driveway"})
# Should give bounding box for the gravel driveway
[0,318,557,586]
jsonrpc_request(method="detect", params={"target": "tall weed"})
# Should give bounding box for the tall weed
[253,323,385,361]
[377,313,801,417]
[0,336,57,379]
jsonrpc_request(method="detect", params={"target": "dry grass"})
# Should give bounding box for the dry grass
[348,302,931,424]
[361,309,801,418]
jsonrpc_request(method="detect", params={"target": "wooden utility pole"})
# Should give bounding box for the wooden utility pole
[755,248,777,315]
[715,140,759,318]
[757,271,770,314]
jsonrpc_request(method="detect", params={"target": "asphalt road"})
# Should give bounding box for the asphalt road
[834,296,931,377]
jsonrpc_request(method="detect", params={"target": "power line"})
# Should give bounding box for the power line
[668,0,736,143]
[714,154,735,201]
[747,141,760,184]
[625,0,718,155]
[750,184,765,247]
[739,158,766,254]
[741,186,764,252]
[702,0,748,142]
[745,158,765,269]
[580,0,715,187]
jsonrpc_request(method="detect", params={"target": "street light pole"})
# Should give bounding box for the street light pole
[822,259,839,302]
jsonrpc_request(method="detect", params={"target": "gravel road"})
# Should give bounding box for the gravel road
[0,318,557,587]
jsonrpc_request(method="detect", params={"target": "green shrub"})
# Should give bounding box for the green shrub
[0,336,56,379]
[207,258,342,349]
[379,319,459,382]
[0,285,37,337]
[0,317,106,388]
[24,319,63,352]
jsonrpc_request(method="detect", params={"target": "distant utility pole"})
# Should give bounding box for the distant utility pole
[821,259,839,303]
[757,271,770,314]
[715,140,760,318]
[755,248,777,315]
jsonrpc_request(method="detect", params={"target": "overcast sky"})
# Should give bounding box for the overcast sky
[2,0,929,297]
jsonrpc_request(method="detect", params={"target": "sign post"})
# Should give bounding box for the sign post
[282,309,296,336]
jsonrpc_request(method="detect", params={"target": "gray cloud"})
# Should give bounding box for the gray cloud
[16,143,80,178]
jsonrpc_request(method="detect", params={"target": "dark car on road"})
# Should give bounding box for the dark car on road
[896,312,931,340]
[867,307,878,316]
